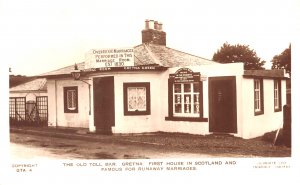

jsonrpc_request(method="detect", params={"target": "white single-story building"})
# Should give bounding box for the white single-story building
[35,20,288,139]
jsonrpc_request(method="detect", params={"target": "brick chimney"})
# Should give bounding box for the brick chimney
[142,19,166,46]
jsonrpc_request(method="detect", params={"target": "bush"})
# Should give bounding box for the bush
[262,129,284,146]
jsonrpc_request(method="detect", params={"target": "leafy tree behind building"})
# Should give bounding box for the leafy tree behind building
[271,44,291,76]
[212,42,265,70]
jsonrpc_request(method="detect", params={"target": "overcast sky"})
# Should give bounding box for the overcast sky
[1,0,297,76]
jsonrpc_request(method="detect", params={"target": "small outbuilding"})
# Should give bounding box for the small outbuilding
[9,78,48,125]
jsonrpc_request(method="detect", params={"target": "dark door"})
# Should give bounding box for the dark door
[93,76,115,134]
[209,76,237,133]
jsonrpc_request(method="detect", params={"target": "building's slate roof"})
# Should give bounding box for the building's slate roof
[39,62,86,76]
[9,78,47,92]
[134,44,218,67]
[244,69,287,78]
[39,43,218,77]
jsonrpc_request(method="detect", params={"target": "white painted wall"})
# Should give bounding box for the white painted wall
[45,62,287,139]
[112,72,163,133]
[47,78,90,128]
[160,63,245,136]
[241,78,286,139]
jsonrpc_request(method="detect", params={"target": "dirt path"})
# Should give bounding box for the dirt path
[10,133,221,159]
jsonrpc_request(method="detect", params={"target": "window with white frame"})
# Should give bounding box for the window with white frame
[173,82,200,117]
[254,79,264,115]
[274,79,282,112]
[64,86,78,113]
[123,82,150,115]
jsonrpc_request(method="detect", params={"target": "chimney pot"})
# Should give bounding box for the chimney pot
[158,22,163,31]
[145,19,149,29]
[149,20,154,29]
[154,21,158,30]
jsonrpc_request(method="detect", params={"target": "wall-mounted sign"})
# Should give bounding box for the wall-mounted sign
[84,48,134,69]
[169,68,200,83]
[82,66,168,73]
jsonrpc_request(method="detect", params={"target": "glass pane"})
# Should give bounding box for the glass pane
[128,88,137,110]
[184,95,191,104]
[127,87,146,111]
[175,104,182,113]
[184,104,191,113]
[174,84,181,93]
[184,84,191,92]
[193,82,200,92]
[184,95,191,113]
[194,104,200,113]
[194,94,199,103]
[67,90,76,109]
[137,87,146,110]
[175,94,181,104]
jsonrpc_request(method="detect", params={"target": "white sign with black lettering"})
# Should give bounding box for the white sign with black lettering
[85,48,134,69]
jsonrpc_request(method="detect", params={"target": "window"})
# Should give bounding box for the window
[64,86,78,113]
[254,79,264,115]
[123,82,150,115]
[173,83,200,117]
[166,80,205,122]
[274,80,282,112]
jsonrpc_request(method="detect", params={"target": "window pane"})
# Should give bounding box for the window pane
[184,95,191,113]
[175,94,181,104]
[175,104,182,113]
[67,90,76,110]
[193,82,200,92]
[137,88,146,110]
[194,104,200,113]
[174,84,181,93]
[184,104,191,113]
[128,88,137,110]
[127,87,146,111]
[194,94,199,103]
[184,84,191,92]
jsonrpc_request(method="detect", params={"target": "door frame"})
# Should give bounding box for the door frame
[208,76,237,134]
[93,76,115,134]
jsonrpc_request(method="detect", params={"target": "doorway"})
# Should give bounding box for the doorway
[93,76,115,134]
[209,76,237,133]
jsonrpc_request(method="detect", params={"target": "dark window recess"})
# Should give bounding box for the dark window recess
[64,86,78,113]
[123,82,150,115]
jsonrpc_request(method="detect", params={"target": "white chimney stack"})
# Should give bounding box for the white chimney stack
[145,19,149,29]
[149,20,154,29]
[154,21,158,30]
[158,22,163,31]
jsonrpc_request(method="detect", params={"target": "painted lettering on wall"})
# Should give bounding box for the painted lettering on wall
[169,68,201,83]
[85,48,134,69]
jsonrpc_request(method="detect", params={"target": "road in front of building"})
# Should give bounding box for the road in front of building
[10,133,220,159]
[10,126,291,159]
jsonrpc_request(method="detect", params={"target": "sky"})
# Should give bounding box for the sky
[0,0,298,76]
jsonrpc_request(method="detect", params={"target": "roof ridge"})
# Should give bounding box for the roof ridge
[38,62,85,76]
[163,45,217,62]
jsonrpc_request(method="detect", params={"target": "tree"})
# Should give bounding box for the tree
[271,44,291,76]
[212,42,265,70]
